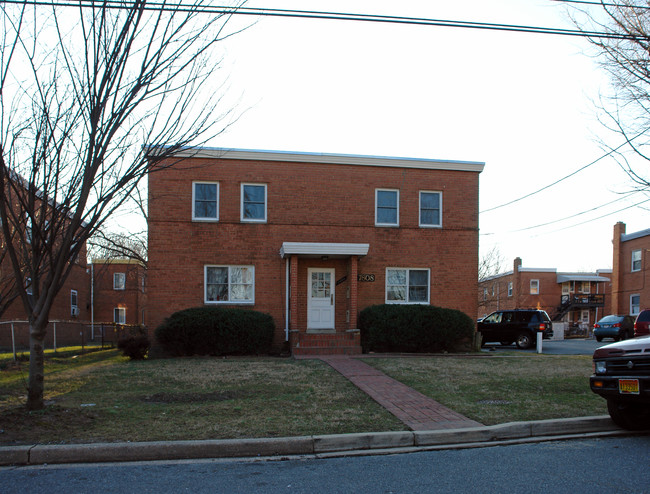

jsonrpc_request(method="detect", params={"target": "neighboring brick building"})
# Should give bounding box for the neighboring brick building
[611,221,650,316]
[147,148,485,355]
[478,257,611,328]
[90,259,147,326]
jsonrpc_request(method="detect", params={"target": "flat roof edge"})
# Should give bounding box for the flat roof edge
[158,147,485,173]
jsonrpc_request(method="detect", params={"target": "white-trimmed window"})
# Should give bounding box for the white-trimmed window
[530,279,539,295]
[386,268,430,304]
[631,294,641,315]
[192,181,219,221]
[580,310,590,323]
[632,249,642,272]
[241,183,267,222]
[205,265,255,304]
[114,307,126,324]
[580,281,591,294]
[114,272,126,291]
[70,290,78,316]
[419,191,442,228]
[375,189,399,226]
[483,287,488,301]
[508,282,513,297]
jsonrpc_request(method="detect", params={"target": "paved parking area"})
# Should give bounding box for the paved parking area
[482,338,607,355]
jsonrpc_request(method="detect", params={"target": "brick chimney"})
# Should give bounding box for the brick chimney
[513,257,522,309]
[611,222,626,314]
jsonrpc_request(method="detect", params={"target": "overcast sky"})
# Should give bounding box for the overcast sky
[203,0,649,273]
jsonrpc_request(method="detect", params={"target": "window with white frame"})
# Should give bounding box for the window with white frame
[114,308,126,324]
[26,277,32,295]
[386,268,430,304]
[114,272,126,290]
[580,281,591,294]
[192,182,219,221]
[483,287,488,301]
[241,183,267,222]
[205,265,255,304]
[508,282,513,297]
[631,294,641,315]
[580,310,590,323]
[70,290,78,315]
[419,191,442,228]
[632,249,642,272]
[375,189,399,226]
[530,279,539,295]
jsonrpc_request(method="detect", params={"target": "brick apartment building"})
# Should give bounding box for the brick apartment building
[611,221,650,316]
[90,259,147,326]
[478,257,611,328]
[147,148,485,355]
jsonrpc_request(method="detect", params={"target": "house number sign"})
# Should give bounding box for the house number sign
[357,274,375,282]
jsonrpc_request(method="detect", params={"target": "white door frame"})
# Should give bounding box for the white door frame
[307,268,335,330]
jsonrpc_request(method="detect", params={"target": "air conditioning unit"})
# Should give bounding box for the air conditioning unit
[71,306,80,317]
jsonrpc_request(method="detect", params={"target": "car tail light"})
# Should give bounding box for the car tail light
[635,322,639,330]
[594,323,600,329]
[537,323,546,331]
[613,323,621,327]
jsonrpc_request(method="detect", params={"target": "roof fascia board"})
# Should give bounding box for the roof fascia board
[163,147,485,173]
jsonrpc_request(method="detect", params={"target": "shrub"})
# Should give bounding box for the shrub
[359,304,475,353]
[155,306,275,356]
[117,334,151,360]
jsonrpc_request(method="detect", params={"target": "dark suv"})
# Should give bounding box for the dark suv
[634,309,650,337]
[477,309,553,349]
[590,336,650,430]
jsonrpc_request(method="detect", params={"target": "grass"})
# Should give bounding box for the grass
[366,355,607,425]
[0,350,608,445]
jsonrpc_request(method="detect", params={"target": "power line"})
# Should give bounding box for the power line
[2,0,643,40]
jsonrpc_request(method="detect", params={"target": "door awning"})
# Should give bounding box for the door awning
[280,242,369,259]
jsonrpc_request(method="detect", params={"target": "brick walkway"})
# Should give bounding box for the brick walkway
[319,356,482,431]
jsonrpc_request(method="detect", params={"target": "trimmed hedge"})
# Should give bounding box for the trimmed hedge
[154,306,275,356]
[359,304,475,353]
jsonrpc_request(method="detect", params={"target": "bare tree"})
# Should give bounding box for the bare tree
[0,0,243,410]
[478,246,506,314]
[569,2,650,186]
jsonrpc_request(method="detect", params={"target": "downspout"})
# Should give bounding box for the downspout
[91,262,94,340]
[285,257,290,341]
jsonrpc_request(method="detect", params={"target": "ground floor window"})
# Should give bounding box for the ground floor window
[114,307,126,324]
[386,268,430,304]
[631,294,640,315]
[205,265,255,304]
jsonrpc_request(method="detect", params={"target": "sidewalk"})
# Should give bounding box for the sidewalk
[319,356,482,431]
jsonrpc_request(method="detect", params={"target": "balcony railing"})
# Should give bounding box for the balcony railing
[560,294,605,307]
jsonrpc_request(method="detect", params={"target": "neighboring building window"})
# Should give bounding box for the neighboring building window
[483,287,488,301]
[205,265,254,304]
[580,281,591,294]
[192,182,219,221]
[491,284,496,297]
[631,294,641,315]
[114,307,126,324]
[386,268,430,304]
[375,189,399,226]
[632,249,642,272]
[70,290,78,316]
[114,272,126,290]
[580,310,589,323]
[419,191,442,228]
[241,183,267,222]
[26,277,32,295]
[508,282,513,297]
[530,279,539,295]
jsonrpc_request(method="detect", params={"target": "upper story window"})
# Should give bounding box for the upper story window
[632,249,642,272]
[483,287,488,301]
[386,268,429,304]
[530,279,539,295]
[419,191,442,228]
[375,189,399,227]
[205,265,255,304]
[241,183,267,223]
[71,290,79,316]
[579,281,591,294]
[114,272,126,290]
[192,182,219,221]
[508,282,513,297]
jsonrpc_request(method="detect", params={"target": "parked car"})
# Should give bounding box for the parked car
[476,309,553,350]
[593,315,635,342]
[634,309,650,337]
[590,336,650,430]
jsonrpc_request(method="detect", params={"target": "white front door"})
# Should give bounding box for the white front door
[308,268,335,330]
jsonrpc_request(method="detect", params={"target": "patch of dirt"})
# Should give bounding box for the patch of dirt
[140,390,248,404]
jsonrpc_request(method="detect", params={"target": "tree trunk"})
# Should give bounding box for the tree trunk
[26,324,46,411]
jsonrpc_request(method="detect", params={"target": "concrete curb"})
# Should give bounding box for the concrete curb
[0,416,625,466]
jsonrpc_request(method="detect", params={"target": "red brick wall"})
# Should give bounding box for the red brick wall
[612,224,650,315]
[91,260,146,325]
[148,156,480,348]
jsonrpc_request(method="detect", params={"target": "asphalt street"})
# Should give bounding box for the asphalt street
[2,435,649,493]
[483,338,608,355]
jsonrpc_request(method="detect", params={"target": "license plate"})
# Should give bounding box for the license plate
[619,379,640,395]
